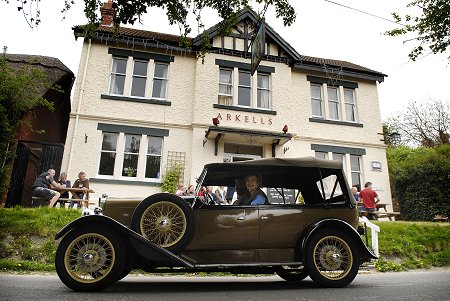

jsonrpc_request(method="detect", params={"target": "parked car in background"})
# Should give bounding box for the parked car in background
[54,157,376,291]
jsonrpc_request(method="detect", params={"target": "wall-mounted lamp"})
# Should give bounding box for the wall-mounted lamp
[282,124,288,134]
[212,117,220,126]
[202,138,208,147]
[84,133,88,143]
[283,146,289,154]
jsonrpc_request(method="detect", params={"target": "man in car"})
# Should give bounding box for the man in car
[244,174,269,205]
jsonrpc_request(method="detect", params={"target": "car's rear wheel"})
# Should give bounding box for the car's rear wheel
[276,265,309,282]
[55,226,126,292]
[131,193,195,254]
[305,228,360,288]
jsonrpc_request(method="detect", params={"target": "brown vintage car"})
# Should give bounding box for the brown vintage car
[54,157,376,292]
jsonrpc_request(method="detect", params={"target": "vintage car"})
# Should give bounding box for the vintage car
[54,157,376,291]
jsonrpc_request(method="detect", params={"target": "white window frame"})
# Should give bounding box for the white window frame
[108,56,169,100]
[257,73,271,109]
[218,68,233,106]
[98,132,119,177]
[327,86,340,120]
[344,88,357,122]
[152,62,169,100]
[350,155,363,188]
[217,67,272,110]
[97,132,163,183]
[130,59,148,98]
[311,84,324,118]
[109,57,127,96]
[238,70,252,107]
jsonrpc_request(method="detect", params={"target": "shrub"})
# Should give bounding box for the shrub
[161,164,184,193]
[387,145,450,221]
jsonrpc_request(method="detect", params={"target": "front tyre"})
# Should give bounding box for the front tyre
[55,226,126,292]
[305,229,360,288]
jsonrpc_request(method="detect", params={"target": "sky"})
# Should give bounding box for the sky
[1,0,449,120]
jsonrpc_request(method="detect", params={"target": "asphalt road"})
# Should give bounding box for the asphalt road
[0,271,449,301]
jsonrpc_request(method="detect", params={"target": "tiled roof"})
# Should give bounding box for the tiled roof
[73,14,386,79]
[299,55,385,76]
[73,25,190,45]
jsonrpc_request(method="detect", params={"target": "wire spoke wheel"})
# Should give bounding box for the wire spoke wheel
[64,233,115,283]
[305,229,360,287]
[140,201,187,248]
[55,226,126,292]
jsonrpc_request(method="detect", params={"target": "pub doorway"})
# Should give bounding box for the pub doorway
[223,143,263,163]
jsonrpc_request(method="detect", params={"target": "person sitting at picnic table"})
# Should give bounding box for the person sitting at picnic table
[69,171,90,209]
[31,168,66,208]
[359,181,380,220]
[55,172,71,207]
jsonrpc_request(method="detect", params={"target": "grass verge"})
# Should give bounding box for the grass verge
[372,221,450,272]
[0,207,449,273]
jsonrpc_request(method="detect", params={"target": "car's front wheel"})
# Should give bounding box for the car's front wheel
[55,226,126,292]
[305,228,360,288]
[131,193,195,254]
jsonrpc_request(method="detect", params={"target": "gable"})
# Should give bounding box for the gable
[193,9,300,61]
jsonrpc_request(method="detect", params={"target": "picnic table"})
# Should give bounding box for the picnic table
[55,187,95,208]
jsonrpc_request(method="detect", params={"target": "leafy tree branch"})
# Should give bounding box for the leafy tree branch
[386,0,450,61]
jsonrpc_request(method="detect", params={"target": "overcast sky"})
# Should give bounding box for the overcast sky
[1,0,449,119]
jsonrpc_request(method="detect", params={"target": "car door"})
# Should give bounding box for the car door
[195,206,259,249]
[258,204,305,247]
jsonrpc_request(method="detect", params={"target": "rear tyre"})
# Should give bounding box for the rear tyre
[131,193,195,254]
[55,226,126,292]
[305,228,360,288]
[276,265,309,282]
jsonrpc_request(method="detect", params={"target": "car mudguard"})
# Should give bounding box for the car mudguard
[55,215,193,267]
[300,218,377,261]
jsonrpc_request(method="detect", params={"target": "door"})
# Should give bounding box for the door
[259,205,305,247]
[195,206,259,248]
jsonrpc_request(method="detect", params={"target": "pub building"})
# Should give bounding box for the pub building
[61,1,392,207]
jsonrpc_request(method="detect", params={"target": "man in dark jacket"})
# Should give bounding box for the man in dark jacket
[32,169,64,207]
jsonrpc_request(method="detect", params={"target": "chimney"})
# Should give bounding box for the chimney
[100,0,115,27]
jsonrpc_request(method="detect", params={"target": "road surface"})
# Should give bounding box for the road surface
[0,270,449,301]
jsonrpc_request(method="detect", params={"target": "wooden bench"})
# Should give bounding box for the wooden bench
[31,197,96,208]
[359,210,401,221]
[376,211,401,220]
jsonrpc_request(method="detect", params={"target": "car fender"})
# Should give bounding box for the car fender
[300,218,377,261]
[55,215,193,267]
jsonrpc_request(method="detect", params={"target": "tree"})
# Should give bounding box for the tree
[8,0,296,37]
[386,0,450,61]
[0,55,54,196]
[385,99,450,147]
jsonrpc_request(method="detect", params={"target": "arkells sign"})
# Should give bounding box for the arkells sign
[251,19,265,76]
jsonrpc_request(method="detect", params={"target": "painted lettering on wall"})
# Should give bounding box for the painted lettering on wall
[217,113,272,125]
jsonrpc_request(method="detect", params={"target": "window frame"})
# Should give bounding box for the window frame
[257,73,271,110]
[344,88,357,122]
[109,57,128,96]
[130,59,148,98]
[98,132,119,178]
[350,154,362,189]
[97,132,163,182]
[218,68,234,106]
[311,84,324,118]
[107,56,170,101]
[238,70,252,107]
[151,62,169,100]
[327,86,340,120]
